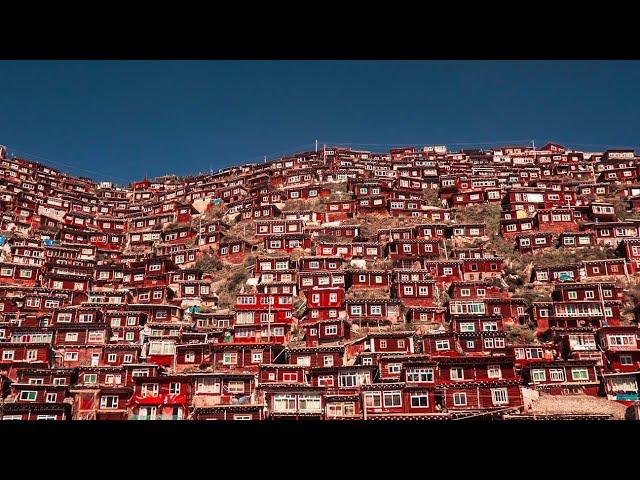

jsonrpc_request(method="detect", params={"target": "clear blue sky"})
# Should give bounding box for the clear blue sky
[0,60,638,184]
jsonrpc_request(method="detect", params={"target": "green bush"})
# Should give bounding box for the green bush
[195,255,223,273]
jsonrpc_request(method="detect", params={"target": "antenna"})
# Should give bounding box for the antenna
[315,139,318,153]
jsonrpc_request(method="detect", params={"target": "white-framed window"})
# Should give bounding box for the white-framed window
[324,325,338,336]
[487,365,502,379]
[387,363,402,374]
[571,368,589,381]
[410,393,429,408]
[364,392,382,408]
[46,393,57,403]
[100,395,119,409]
[338,373,358,388]
[549,369,565,382]
[483,322,498,331]
[57,312,73,323]
[383,391,402,408]
[317,375,334,387]
[64,351,78,361]
[491,388,509,405]
[620,354,634,366]
[452,392,467,406]
[35,415,58,420]
[223,352,238,365]
[531,369,546,382]
[20,391,38,401]
[450,367,464,381]
[406,368,434,383]
[435,340,450,351]
[19,269,33,278]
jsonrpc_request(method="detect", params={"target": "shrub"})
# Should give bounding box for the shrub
[195,255,223,273]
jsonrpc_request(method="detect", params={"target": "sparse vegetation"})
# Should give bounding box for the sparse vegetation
[195,255,223,274]
[506,324,537,344]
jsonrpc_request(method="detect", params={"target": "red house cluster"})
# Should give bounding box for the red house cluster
[0,142,640,421]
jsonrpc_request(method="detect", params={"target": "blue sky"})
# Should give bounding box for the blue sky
[0,60,638,184]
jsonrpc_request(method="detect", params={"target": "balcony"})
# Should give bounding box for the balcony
[271,408,323,415]
[129,415,183,420]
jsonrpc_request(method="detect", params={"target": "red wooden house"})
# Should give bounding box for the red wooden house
[260,384,324,419]
[347,269,391,291]
[210,343,285,372]
[597,326,640,373]
[324,200,356,222]
[414,224,447,240]
[298,271,345,291]
[522,360,600,396]
[298,256,343,272]
[460,257,503,281]
[315,242,384,261]
[263,234,311,253]
[345,298,402,326]
[304,286,345,321]
[299,317,350,348]
[616,238,640,274]
[288,345,344,368]
[259,364,308,385]
[557,231,597,249]
[129,375,192,420]
[0,262,41,286]
[436,356,523,411]
[387,239,441,260]
[419,260,463,285]
[530,265,581,284]
[514,232,554,253]
[391,270,435,306]
[581,259,630,279]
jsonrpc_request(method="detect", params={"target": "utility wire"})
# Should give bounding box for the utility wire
[7,145,131,184]
[318,139,534,148]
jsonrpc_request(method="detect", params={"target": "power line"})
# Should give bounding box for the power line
[7,145,131,184]
[318,139,534,148]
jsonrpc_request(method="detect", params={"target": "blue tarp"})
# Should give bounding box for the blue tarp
[615,393,639,401]
[43,239,56,247]
[0,236,6,246]
[558,272,573,282]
